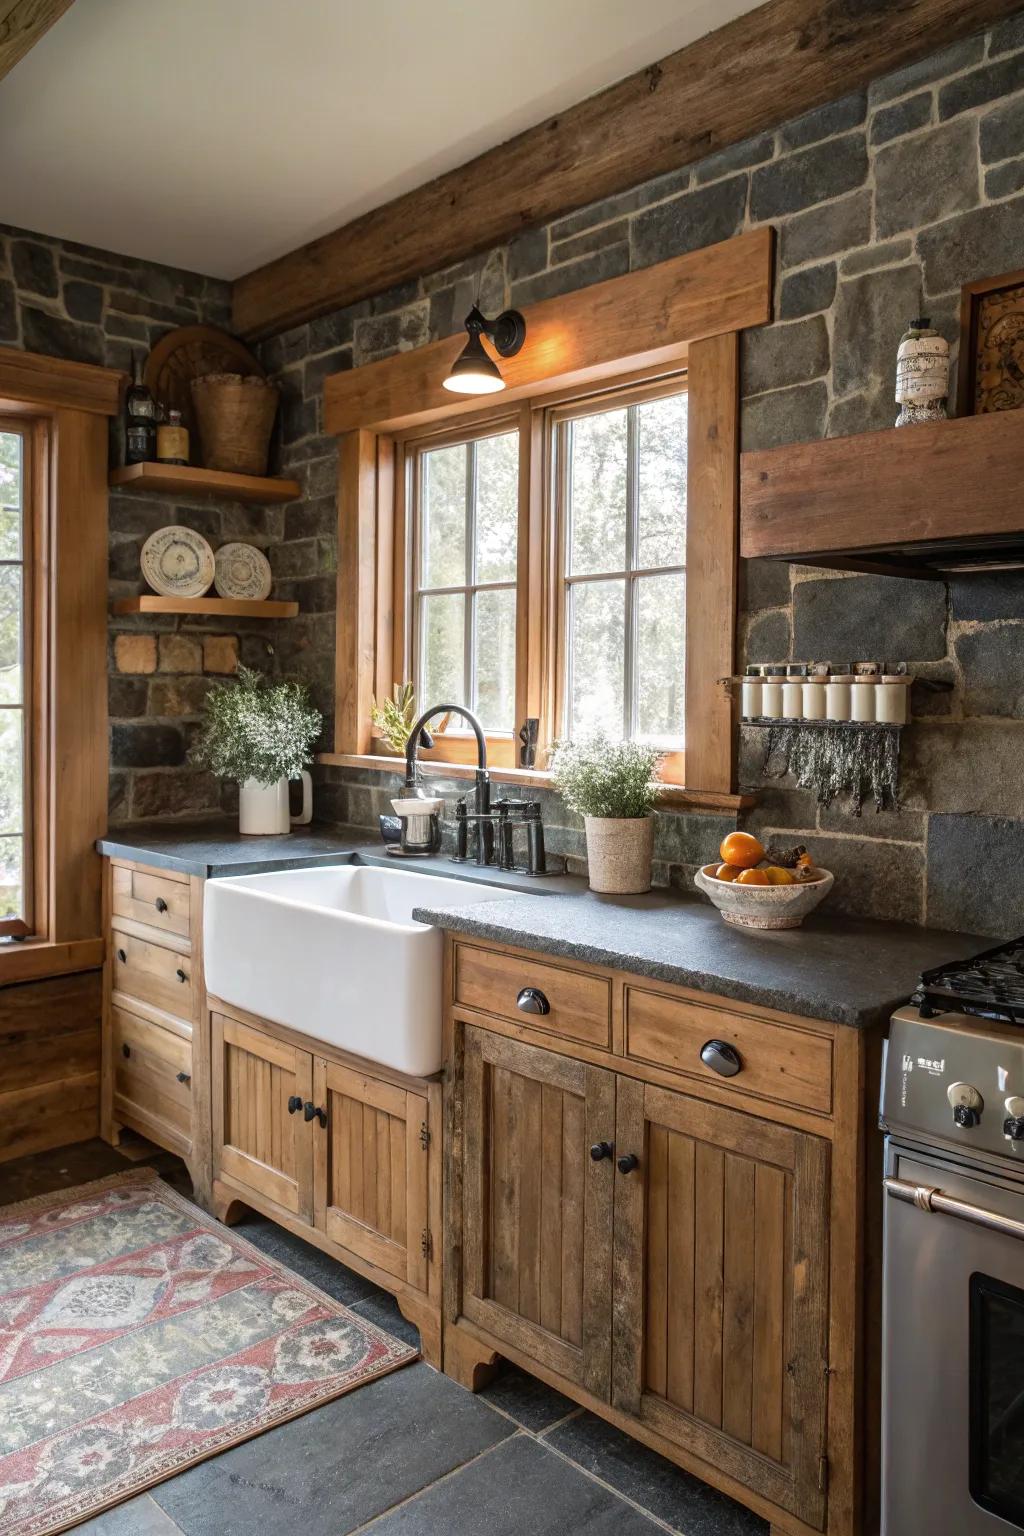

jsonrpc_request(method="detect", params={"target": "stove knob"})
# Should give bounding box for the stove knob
[947,1082,983,1130]
[1004,1116,1024,1142]
[1005,1095,1024,1120]
[954,1103,982,1129]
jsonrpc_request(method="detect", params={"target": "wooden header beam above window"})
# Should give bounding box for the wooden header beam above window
[324,228,773,436]
[0,0,75,84]
[231,0,1019,339]
[0,343,123,417]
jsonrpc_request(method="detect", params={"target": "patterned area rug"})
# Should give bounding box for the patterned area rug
[0,1170,416,1536]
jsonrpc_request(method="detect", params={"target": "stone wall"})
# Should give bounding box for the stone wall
[0,224,286,820]
[259,10,1024,936]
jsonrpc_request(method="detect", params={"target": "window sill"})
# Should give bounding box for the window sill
[318,753,757,812]
[0,936,105,987]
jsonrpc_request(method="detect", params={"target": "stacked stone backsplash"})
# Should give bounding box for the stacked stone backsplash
[5,10,1024,933]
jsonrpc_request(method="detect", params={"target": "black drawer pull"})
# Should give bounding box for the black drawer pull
[122,1043,131,1058]
[117,947,127,964]
[516,986,550,1016]
[617,1153,640,1174]
[175,1071,191,1085]
[287,1095,303,1115]
[155,897,168,913]
[590,1141,614,1162]
[700,1039,742,1078]
[176,968,188,983]
[303,1101,327,1128]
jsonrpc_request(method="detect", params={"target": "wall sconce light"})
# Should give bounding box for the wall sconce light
[443,304,527,394]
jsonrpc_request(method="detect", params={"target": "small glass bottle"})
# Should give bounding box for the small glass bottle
[782,664,806,719]
[851,661,880,722]
[156,408,190,466]
[802,662,828,721]
[761,665,785,719]
[740,665,763,721]
[826,663,854,721]
[124,351,156,464]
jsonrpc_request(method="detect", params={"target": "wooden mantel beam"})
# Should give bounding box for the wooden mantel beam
[0,0,75,84]
[232,0,1020,340]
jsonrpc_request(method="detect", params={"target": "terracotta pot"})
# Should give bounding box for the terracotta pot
[584,815,654,894]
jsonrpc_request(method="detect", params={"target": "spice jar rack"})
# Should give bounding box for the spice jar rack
[740,661,913,725]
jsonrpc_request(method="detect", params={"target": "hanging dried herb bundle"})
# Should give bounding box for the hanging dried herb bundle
[758,723,902,813]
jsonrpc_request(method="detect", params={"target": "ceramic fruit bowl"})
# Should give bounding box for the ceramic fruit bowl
[695,864,834,930]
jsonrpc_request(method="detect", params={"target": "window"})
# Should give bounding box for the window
[412,427,519,733]
[554,387,687,746]
[0,424,31,937]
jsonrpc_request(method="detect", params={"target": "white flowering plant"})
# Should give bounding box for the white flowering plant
[550,732,663,819]
[191,665,322,786]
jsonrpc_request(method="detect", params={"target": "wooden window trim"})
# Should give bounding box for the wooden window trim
[327,232,768,794]
[0,347,123,982]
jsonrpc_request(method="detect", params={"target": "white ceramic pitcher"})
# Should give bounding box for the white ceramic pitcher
[238,772,313,835]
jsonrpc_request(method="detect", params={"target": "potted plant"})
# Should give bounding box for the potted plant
[550,732,662,894]
[371,681,418,756]
[191,666,322,835]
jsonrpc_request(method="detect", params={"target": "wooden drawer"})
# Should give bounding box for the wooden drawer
[112,1004,192,1150]
[112,928,196,1021]
[624,986,833,1115]
[112,862,190,940]
[454,942,611,1049]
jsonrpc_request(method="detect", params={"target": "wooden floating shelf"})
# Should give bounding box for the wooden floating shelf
[740,408,1024,578]
[113,595,299,619]
[109,462,301,504]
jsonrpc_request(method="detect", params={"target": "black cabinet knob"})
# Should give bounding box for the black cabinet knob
[117,948,127,964]
[155,897,168,913]
[700,1039,742,1078]
[287,1095,303,1115]
[303,1101,327,1128]
[175,1071,191,1085]
[176,968,188,983]
[590,1141,614,1162]
[617,1153,639,1174]
[517,986,550,1016]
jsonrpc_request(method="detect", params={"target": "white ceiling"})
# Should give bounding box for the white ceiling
[0,0,762,280]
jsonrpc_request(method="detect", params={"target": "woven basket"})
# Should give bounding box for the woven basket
[584,815,654,894]
[191,373,279,476]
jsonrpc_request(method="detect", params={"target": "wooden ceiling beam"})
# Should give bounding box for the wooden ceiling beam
[0,0,74,84]
[231,0,1020,341]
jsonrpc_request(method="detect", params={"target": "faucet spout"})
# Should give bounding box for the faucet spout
[405,703,488,787]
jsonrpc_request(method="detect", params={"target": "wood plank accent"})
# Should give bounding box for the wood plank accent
[324,231,772,436]
[740,408,1024,565]
[212,1012,313,1221]
[111,862,191,939]
[684,332,739,793]
[109,462,300,504]
[623,985,834,1116]
[0,341,120,417]
[0,969,100,1162]
[0,0,73,84]
[454,942,611,1050]
[112,596,298,619]
[0,937,102,985]
[231,0,1017,339]
[335,429,378,755]
[111,927,195,1020]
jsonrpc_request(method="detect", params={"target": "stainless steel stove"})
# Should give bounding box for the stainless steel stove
[881,938,1024,1534]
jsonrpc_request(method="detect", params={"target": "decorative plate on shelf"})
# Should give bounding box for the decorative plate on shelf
[140,525,216,598]
[214,541,273,600]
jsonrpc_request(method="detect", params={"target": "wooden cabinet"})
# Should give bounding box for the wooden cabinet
[444,935,878,1536]
[209,999,443,1366]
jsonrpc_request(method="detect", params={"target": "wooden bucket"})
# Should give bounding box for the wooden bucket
[191,373,279,476]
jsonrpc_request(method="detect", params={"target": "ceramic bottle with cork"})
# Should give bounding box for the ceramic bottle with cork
[156,408,190,467]
[802,662,829,721]
[877,661,911,724]
[740,666,763,721]
[826,663,854,721]
[760,665,785,719]
[851,662,880,722]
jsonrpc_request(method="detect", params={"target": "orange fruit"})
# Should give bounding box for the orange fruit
[714,863,743,882]
[719,831,765,869]
[736,867,770,885]
[764,866,796,885]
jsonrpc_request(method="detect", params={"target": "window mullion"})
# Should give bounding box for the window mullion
[624,403,640,740]
[465,441,477,713]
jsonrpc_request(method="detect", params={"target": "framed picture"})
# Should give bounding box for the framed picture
[957,268,1024,416]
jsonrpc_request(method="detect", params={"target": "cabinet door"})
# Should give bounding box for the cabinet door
[461,1026,615,1398]
[312,1059,431,1292]
[211,1013,313,1222]
[614,1079,830,1530]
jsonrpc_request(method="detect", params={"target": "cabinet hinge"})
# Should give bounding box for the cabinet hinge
[818,1453,829,1494]
[420,1227,433,1261]
[419,1121,431,1150]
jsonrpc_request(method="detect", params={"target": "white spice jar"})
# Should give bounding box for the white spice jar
[826,664,853,721]
[740,666,763,720]
[761,665,785,718]
[802,662,828,721]
[877,674,911,724]
[782,664,806,718]
[851,662,880,722]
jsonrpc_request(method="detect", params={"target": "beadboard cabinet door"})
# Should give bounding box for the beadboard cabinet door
[612,1077,831,1531]
[460,1026,616,1398]
[211,1012,313,1223]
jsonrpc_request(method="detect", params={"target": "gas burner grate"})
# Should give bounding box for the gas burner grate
[914,937,1024,1023]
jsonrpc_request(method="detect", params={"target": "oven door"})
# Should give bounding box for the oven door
[883,1143,1024,1535]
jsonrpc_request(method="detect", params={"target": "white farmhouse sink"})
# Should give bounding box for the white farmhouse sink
[203,864,499,1077]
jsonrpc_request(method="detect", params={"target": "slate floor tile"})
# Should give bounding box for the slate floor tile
[479,1362,578,1432]
[359,1433,664,1534]
[151,1362,514,1536]
[545,1412,769,1535]
[231,1212,382,1305]
[350,1288,422,1349]
[74,1492,184,1534]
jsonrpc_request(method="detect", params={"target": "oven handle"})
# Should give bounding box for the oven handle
[884,1176,1024,1241]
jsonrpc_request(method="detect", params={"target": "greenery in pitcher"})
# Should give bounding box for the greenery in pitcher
[191,665,322,786]
[550,733,663,819]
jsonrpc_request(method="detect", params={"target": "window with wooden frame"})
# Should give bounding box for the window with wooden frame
[327,229,772,803]
[0,420,39,937]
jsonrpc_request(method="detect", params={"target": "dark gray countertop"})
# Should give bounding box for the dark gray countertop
[412,888,987,1030]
